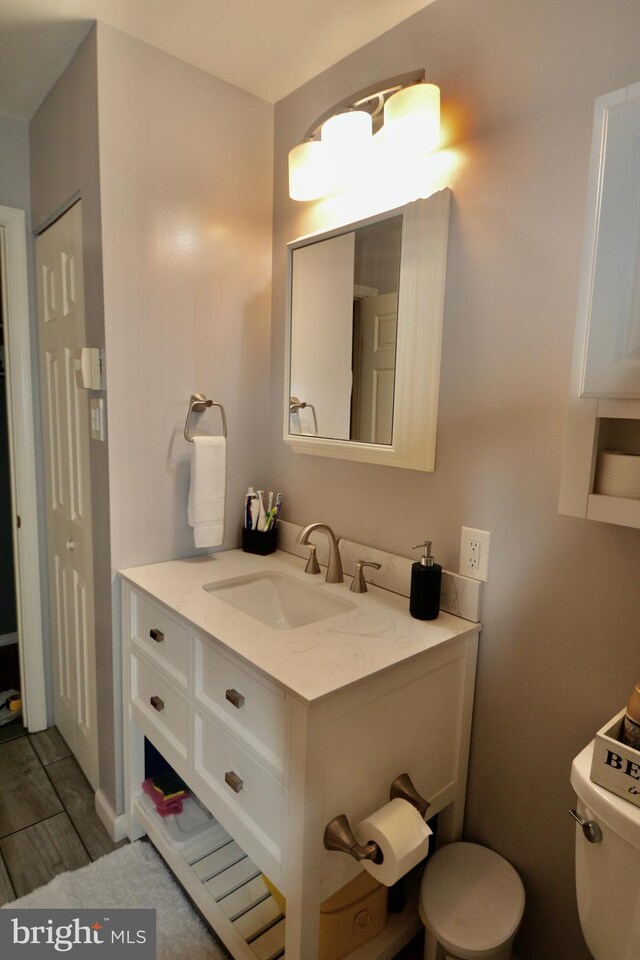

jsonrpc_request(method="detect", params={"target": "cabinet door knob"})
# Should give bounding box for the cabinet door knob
[150,695,164,712]
[150,628,164,643]
[225,771,243,793]
[225,688,245,709]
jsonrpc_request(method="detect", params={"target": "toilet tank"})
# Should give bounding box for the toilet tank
[571,742,640,960]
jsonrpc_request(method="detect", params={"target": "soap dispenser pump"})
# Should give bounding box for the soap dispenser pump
[410,541,442,621]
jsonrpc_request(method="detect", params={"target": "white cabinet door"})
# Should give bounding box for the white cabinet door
[36,201,99,789]
[580,83,640,398]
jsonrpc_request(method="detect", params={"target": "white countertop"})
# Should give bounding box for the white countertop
[120,549,479,704]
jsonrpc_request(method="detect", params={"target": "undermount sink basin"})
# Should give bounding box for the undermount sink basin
[203,570,355,630]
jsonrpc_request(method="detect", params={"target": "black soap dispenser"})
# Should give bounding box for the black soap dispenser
[410,541,442,620]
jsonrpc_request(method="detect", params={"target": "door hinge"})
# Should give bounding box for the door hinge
[16,515,21,528]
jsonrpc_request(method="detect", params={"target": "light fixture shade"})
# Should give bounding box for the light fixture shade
[321,110,372,151]
[383,82,440,158]
[288,140,331,201]
[321,110,372,193]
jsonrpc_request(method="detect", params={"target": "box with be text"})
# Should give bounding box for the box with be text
[590,708,640,808]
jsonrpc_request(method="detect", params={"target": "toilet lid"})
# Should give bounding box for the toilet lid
[420,842,525,958]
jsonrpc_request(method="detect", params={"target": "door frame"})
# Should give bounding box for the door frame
[0,204,46,730]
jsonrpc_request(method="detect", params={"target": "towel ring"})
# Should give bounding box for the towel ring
[184,393,227,442]
[289,395,318,437]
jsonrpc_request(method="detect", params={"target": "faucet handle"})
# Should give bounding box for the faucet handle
[350,560,382,593]
[304,543,321,575]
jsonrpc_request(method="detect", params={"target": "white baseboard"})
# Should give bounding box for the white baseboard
[0,632,18,648]
[95,788,128,843]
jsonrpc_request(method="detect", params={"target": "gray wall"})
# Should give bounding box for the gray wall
[268,2,640,957]
[29,26,113,787]
[0,115,30,211]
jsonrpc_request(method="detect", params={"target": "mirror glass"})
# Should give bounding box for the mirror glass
[289,216,402,444]
[284,191,451,472]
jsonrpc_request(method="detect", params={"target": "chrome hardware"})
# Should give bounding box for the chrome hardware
[184,393,227,442]
[225,688,245,709]
[150,628,164,643]
[304,543,321,575]
[570,809,602,843]
[149,695,164,712]
[390,773,431,819]
[289,396,318,436]
[66,540,75,551]
[225,771,244,793]
[350,560,382,593]
[323,814,380,863]
[296,523,343,583]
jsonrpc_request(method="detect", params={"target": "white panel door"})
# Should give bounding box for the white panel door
[36,201,99,789]
[352,292,398,444]
[289,232,355,439]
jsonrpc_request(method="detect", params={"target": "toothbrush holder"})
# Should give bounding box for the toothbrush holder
[242,526,278,556]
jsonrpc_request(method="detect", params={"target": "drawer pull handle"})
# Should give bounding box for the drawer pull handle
[150,628,164,643]
[150,695,164,712]
[225,688,245,709]
[225,771,243,793]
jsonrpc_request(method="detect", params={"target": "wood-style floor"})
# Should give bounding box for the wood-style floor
[0,723,125,904]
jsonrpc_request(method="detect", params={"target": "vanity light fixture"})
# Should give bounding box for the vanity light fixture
[288,70,441,201]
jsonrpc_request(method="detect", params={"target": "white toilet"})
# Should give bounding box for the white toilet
[571,741,640,960]
[419,842,525,960]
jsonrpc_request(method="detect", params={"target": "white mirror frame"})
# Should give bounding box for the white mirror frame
[283,188,451,471]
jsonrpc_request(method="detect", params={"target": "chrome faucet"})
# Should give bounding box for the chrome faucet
[296,523,343,583]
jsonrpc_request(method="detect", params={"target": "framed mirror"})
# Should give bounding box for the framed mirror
[283,189,451,470]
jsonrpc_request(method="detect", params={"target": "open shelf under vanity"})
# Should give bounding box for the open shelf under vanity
[133,789,421,960]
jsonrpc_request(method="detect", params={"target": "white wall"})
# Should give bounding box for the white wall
[269,2,640,958]
[97,24,273,572]
[1,113,52,723]
[96,24,273,809]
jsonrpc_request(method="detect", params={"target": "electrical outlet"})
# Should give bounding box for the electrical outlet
[460,527,490,581]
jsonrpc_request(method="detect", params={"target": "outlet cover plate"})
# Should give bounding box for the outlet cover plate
[460,527,490,581]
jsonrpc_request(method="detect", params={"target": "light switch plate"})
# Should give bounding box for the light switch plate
[90,398,105,441]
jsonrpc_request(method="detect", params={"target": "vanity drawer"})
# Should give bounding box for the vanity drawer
[194,636,288,780]
[130,591,190,689]
[131,653,189,761]
[194,712,283,862]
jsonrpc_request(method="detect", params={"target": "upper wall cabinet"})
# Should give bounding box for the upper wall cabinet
[560,82,640,528]
[580,83,640,399]
[283,190,451,472]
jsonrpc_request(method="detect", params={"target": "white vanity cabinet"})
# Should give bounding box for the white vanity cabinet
[121,553,479,960]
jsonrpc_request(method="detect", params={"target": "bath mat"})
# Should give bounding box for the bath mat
[2,840,227,960]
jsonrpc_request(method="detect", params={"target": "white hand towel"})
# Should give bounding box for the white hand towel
[188,436,226,548]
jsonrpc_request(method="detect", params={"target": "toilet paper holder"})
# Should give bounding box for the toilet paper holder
[390,772,431,819]
[323,772,430,861]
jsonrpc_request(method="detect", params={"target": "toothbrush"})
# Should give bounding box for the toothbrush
[267,492,282,530]
[257,490,267,531]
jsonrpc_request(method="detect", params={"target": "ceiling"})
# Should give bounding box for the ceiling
[0,0,436,121]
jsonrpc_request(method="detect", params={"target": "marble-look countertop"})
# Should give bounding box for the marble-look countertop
[120,550,479,704]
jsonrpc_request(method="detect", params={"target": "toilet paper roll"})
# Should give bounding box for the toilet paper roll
[353,798,432,887]
[594,450,640,499]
